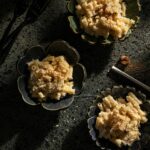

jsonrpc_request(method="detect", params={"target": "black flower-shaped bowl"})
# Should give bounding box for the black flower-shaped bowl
[67,0,141,45]
[87,85,150,150]
[17,40,87,111]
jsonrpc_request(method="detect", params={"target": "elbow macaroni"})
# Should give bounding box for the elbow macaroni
[95,92,147,147]
[76,0,135,39]
[27,55,75,102]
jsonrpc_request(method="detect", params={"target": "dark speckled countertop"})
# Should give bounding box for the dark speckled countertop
[0,0,150,150]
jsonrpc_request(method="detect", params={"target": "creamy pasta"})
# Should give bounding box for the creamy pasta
[76,0,135,39]
[95,92,147,147]
[27,55,75,102]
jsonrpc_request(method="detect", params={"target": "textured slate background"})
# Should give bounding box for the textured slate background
[0,0,149,150]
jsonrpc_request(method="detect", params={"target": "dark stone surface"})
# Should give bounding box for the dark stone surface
[0,0,149,150]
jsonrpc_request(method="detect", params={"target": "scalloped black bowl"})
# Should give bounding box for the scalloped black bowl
[67,0,141,45]
[87,85,150,150]
[17,40,87,111]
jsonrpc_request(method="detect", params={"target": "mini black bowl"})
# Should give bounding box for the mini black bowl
[17,40,87,111]
[87,85,150,150]
[67,0,141,45]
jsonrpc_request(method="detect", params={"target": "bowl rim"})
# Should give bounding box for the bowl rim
[67,0,141,44]
[17,40,87,111]
[87,85,150,149]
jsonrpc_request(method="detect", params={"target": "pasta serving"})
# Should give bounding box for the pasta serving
[95,92,147,147]
[76,0,135,39]
[27,55,75,102]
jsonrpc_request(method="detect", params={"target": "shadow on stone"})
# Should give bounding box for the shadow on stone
[38,0,67,44]
[0,0,17,20]
[62,120,99,150]
[77,44,113,76]
[140,0,150,20]
[0,94,59,150]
